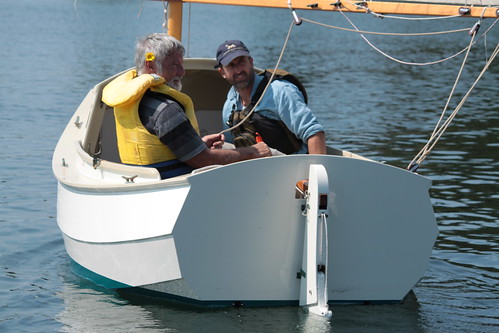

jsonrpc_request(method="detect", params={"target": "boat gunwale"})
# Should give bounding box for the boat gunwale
[55,151,431,194]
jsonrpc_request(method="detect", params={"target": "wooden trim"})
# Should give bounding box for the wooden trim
[160,0,498,18]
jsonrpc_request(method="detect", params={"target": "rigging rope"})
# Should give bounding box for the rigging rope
[300,6,498,66]
[162,0,169,33]
[292,6,498,168]
[73,0,81,18]
[336,9,498,66]
[137,0,144,18]
[300,17,470,36]
[321,213,329,308]
[408,42,499,171]
[187,2,192,57]
[409,33,476,171]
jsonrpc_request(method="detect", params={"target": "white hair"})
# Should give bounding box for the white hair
[134,33,185,75]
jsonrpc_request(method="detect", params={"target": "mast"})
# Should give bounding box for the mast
[162,0,498,21]
[167,0,183,41]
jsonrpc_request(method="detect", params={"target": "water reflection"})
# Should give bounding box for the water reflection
[57,272,428,332]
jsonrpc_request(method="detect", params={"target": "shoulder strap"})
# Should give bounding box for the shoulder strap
[250,72,270,106]
[252,69,308,104]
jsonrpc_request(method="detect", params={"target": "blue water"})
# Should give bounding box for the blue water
[1,0,498,332]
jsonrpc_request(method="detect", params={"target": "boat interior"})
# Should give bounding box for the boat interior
[78,58,362,176]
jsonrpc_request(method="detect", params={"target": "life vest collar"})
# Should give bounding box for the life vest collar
[102,69,165,107]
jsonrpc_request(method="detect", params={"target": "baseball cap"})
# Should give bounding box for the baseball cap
[216,40,251,67]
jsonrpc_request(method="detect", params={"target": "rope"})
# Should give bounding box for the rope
[298,5,498,168]
[219,18,296,135]
[336,8,495,66]
[417,33,477,164]
[73,0,79,18]
[321,213,329,306]
[137,0,144,18]
[301,9,498,66]
[408,41,499,171]
[292,6,498,168]
[187,2,192,57]
[300,17,469,36]
[162,0,168,33]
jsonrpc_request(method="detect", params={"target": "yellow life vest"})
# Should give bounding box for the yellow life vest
[102,69,200,165]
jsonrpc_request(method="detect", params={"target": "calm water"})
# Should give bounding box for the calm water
[1,0,498,332]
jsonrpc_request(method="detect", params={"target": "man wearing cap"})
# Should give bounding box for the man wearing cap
[216,40,326,155]
[103,33,271,179]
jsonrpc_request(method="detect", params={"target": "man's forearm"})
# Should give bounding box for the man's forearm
[307,131,327,154]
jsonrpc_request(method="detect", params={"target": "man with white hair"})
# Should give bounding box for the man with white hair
[103,33,270,179]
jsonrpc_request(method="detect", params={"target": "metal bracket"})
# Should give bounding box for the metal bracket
[459,7,471,15]
[92,156,101,169]
[355,1,367,9]
[122,175,137,183]
[74,116,82,128]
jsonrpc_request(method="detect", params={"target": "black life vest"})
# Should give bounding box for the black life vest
[228,69,308,154]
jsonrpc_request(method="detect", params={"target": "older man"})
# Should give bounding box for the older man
[103,34,270,179]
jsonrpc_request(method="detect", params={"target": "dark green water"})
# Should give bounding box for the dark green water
[1,0,497,331]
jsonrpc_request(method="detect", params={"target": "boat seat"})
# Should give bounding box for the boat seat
[99,104,121,163]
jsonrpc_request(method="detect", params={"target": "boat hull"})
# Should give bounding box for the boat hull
[53,58,438,306]
[57,154,437,304]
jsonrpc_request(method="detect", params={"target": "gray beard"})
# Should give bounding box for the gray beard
[167,81,182,91]
[234,80,251,91]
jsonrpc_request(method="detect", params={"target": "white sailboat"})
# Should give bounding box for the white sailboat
[52,0,498,315]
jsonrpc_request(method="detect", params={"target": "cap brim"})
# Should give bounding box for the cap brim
[219,50,250,67]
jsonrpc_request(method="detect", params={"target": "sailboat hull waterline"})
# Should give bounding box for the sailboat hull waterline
[53,58,438,307]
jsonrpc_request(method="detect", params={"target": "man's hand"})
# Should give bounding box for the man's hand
[251,142,272,157]
[202,133,225,149]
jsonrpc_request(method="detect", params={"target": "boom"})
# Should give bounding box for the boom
[159,0,498,40]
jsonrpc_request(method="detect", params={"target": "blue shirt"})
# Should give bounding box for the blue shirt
[221,74,324,154]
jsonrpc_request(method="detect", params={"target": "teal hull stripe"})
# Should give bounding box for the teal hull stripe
[70,259,131,289]
[69,260,402,307]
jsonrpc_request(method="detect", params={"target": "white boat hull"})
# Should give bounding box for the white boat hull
[57,154,437,304]
[53,59,438,306]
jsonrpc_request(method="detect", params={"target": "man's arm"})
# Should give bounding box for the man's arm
[185,142,271,168]
[146,99,271,167]
[273,81,326,154]
[307,131,327,154]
